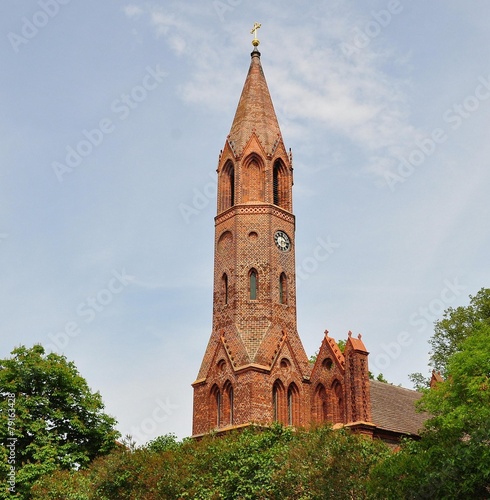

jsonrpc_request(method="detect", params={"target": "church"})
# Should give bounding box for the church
[192,26,425,444]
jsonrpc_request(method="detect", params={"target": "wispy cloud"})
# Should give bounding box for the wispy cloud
[123,5,144,18]
[123,3,420,181]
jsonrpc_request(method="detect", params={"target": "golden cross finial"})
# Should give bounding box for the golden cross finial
[250,22,261,47]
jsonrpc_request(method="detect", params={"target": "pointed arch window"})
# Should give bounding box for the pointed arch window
[249,268,258,300]
[222,273,228,305]
[211,385,221,428]
[229,387,234,424]
[248,160,261,201]
[219,161,235,211]
[272,380,286,424]
[279,273,287,304]
[223,381,234,426]
[243,155,265,203]
[273,163,280,206]
[314,384,328,423]
[287,383,300,426]
[273,386,278,421]
[216,391,221,426]
[273,159,290,210]
[332,380,345,424]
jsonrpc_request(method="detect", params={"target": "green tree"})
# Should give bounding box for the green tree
[145,433,179,453]
[429,287,490,375]
[407,371,429,391]
[337,339,346,353]
[30,470,91,500]
[0,345,119,499]
[272,426,389,499]
[370,320,490,498]
[181,423,294,498]
[409,287,490,390]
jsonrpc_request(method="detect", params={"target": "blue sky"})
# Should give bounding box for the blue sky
[1,1,489,442]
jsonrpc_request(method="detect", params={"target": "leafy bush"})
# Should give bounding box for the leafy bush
[32,424,389,499]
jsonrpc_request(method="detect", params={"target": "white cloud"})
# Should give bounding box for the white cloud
[123,5,144,18]
[150,10,181,37]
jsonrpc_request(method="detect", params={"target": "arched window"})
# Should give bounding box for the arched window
[222,273,228,305]
[216,391,221,426]
[322,357,333,370]
[314,384,328,423]
[287,383,300,426]
[273,380,286,424]
[223,381,234,426]
[219,161,235,211]
[243,155,264,202]
[273,159,290,210]
[332,380,345,424]
[249,269,258,300]
[229,387,234,424]
[211,385,221,427]
[273,163,280,206]
[248,160,261,201]
[273,383,278,421]
[279,273,287,304]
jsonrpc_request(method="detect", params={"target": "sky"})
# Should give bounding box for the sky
[1,0,489,442]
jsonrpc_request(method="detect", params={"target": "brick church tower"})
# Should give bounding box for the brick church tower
[192,31,374,437]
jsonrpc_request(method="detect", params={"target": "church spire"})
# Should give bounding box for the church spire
[192,35,310,437]
[228,33,283,158]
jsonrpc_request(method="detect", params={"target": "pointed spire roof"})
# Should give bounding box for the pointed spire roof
[228,48,283,156]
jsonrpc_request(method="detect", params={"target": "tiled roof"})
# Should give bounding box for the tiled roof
[370,380,428,436]
[228,49,283,156]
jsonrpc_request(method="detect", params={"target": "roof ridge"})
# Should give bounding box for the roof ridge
[369,379,419,394]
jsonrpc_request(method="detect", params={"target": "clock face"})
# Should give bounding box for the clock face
[274,231,291,252]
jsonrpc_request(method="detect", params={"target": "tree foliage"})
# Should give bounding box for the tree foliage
[32,424,390,499]
[336,339,346,353]
[429,287,490,375]
[409,287,490,390]
[407,371,429,392]
[0,345,119,499]
[370,312,490,498]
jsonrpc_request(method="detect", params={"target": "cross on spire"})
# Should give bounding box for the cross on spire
[250,22,261,47]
